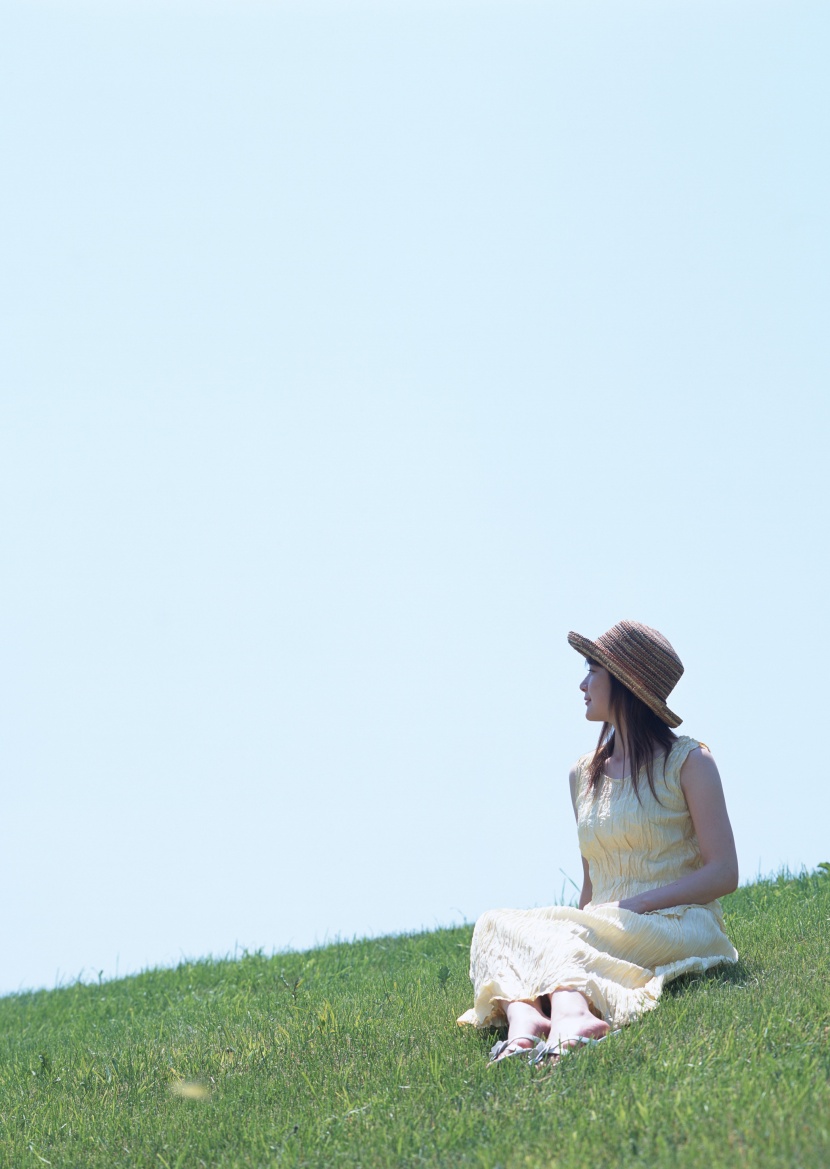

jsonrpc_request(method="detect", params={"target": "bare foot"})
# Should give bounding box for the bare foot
[546,989,609,1056]
[490,998,551,1063]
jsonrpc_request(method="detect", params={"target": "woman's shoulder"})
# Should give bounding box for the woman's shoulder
[571,749,596,777]
[663,735,711,786]
[569,750,596,802]
[668,734,709,763]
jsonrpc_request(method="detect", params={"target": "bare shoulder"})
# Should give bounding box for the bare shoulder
[679,743,724,793]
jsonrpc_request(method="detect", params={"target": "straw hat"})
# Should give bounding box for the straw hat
[567,620,684,728]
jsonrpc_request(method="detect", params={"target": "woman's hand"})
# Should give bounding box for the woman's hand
[598,897,649,914]
[615,896,649,914]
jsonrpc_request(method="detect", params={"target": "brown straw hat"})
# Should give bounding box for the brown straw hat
[567,620,684,728]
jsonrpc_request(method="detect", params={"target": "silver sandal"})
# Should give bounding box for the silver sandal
[528,1029,622,1066]
[488,1035,544,1064]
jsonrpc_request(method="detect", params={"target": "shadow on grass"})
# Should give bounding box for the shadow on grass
[664,957,752,997]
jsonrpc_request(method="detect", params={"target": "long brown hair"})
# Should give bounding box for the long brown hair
[586,667,677,802]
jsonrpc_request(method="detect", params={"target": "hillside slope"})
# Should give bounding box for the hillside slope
[0,870,828,1168]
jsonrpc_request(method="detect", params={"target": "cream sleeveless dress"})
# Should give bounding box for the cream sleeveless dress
[458,736,738,1029]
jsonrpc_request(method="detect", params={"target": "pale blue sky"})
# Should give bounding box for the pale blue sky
[1,0,828,995]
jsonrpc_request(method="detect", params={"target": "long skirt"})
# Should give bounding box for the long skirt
[457,901,738,1029]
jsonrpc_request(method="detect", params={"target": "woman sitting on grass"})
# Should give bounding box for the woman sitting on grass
[458,620,739,1064]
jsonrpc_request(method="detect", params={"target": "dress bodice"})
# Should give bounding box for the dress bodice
[575,735,706,905]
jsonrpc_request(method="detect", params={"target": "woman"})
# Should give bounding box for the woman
[457,620,739,1064]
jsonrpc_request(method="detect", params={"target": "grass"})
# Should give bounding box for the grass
[0,869,828,1168]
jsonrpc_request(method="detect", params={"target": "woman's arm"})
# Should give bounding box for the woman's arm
[616,747,739,914]
[569,765,593,910]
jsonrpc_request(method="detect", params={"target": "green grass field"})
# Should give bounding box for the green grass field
[1,869,827,1168]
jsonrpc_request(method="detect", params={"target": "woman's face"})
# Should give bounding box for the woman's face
[580,660,614,723]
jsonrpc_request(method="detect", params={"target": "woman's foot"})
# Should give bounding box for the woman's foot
[546,989,609,1057]
[490,999,551,1063]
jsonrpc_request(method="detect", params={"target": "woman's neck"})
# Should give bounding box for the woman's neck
[608,722,630,769]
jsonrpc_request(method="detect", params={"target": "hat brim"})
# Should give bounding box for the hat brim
[568,631,683,728]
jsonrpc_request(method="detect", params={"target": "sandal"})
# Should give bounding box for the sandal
[528,1029,622,1066]
[488,1035,545,1064]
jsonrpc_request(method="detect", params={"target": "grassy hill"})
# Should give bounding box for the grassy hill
[1,869,828,1168]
